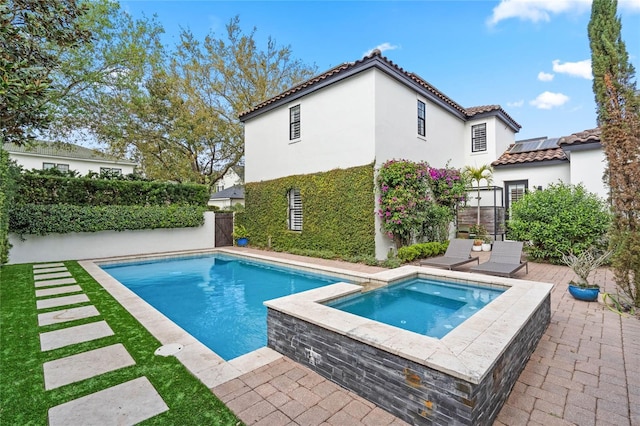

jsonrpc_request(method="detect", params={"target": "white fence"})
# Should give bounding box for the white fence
[7,212,215,265]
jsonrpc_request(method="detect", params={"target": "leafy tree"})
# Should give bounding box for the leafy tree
[88,16,317,188]
[589,0,640,307]
[508,183,611,264]
[0,0,91,144]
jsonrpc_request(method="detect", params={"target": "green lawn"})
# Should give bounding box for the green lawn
[0,261,242,425]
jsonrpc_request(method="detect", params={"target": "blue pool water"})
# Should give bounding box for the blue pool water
[327,278,504,338]
[101,254,343,360]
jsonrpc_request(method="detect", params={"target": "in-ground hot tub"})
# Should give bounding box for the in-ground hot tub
[265,265,552,425]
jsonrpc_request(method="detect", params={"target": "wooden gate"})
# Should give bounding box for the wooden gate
[214,213,234,247]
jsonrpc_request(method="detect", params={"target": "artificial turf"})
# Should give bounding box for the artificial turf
[0,261,242,425]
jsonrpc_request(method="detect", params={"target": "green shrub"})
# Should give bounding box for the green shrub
[396,241,449,263]
[9,204,206,236]
[508,183,611,263]
[15,171,209,206]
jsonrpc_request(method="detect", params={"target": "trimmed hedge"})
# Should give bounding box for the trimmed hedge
[397,241,449,263]
[0,148,14,265]
[14,173,209,206]
[9,204,206,236]
[242,164,375,257]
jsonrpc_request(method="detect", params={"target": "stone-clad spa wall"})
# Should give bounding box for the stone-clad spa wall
[267,293,550,425]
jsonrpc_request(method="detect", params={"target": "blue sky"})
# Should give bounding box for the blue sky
[120,0,640,141]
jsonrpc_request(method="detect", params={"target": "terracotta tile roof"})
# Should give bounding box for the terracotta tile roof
[239,50,521,130]
[493,127,602,167]
[492,146,567,166]
[558,128,601,146]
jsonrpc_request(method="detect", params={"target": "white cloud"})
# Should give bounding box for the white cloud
[552,59,593,80]
[363,43,399,57]
[488,0,591,26]
[530,91,570,109]
[507,100,525,107]
[620,0,640,12]
[537,71,554,82]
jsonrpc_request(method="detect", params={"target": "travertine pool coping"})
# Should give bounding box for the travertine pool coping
[79,249,552,388]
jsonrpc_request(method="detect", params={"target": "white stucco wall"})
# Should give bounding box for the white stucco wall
[9,152,136,175]
[493,162,571,195]
[8,212,215,264]
[244,71,377,183]
[373,71,466,168]
[567,148,608,200]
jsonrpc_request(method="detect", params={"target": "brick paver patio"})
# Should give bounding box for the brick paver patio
[221,248,639,425]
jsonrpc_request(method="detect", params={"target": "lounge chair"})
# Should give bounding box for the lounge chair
[469,241,528,278]
[420,239,479,270]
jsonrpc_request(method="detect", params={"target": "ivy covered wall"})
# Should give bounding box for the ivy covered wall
[243,164,375,257]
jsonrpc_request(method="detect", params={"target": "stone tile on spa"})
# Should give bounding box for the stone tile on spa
[38,305,101,326]
[40,321,114,351]
[33,267,69,274]
[36,294,90,310]
[33,262,65,269]
[36,285,83,298]
[48,377,168,426]
[43,343,136,390]
[34,277,77,288]
[33,271,72,280]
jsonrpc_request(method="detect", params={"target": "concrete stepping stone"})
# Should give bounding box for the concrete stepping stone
[33,267,69,274]
[35,277,77,288]
[36,285,83,298]
[48,377,168,426]
[43,343,135,390]
[40,321,114,351]
[37,294,89,310]
[34,271,72,281]
[34,263,65,269]
[38,305,100,326]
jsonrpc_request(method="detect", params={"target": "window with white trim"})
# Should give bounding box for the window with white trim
[288,188,302,231]
[417,100,426,137]
[290,105,301,140]
[472,123,487,152]
[43,162,69,172]
[100,167,122,176]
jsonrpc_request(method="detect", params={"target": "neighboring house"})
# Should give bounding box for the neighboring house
[214,165,245,192]
[208,185,245,209]
[3,141,137,176]
[240,50,522,259]
[492,128,607,218]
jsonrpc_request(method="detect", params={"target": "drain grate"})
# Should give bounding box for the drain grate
[154,343,184,356]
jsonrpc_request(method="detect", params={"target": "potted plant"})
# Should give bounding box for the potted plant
[560,247,612,301]
[472,238,483,252]
[232,225,250,247]
[481,237,492,252]
[470,224,489,251]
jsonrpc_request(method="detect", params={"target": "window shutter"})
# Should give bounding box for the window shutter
[472,124,487,152]
[288,189,302,231]
[290,105,301,140]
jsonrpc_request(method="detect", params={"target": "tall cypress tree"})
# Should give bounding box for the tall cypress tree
[588,0,640,308]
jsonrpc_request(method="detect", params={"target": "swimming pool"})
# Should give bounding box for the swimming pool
[327,278,504,338]
[101,254,345,360]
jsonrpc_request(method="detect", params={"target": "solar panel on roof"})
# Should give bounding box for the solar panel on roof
[539,138,560,149]
[508,137,559,153]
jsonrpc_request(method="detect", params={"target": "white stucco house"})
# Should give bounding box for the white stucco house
[3,141,137,176]
[492,128,607,218]
[240,50,606,259]
[208,185,245,209]
[214,165,244,192]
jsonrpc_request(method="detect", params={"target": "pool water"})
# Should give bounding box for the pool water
[101,254,343,360]
[327,278,504,338]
